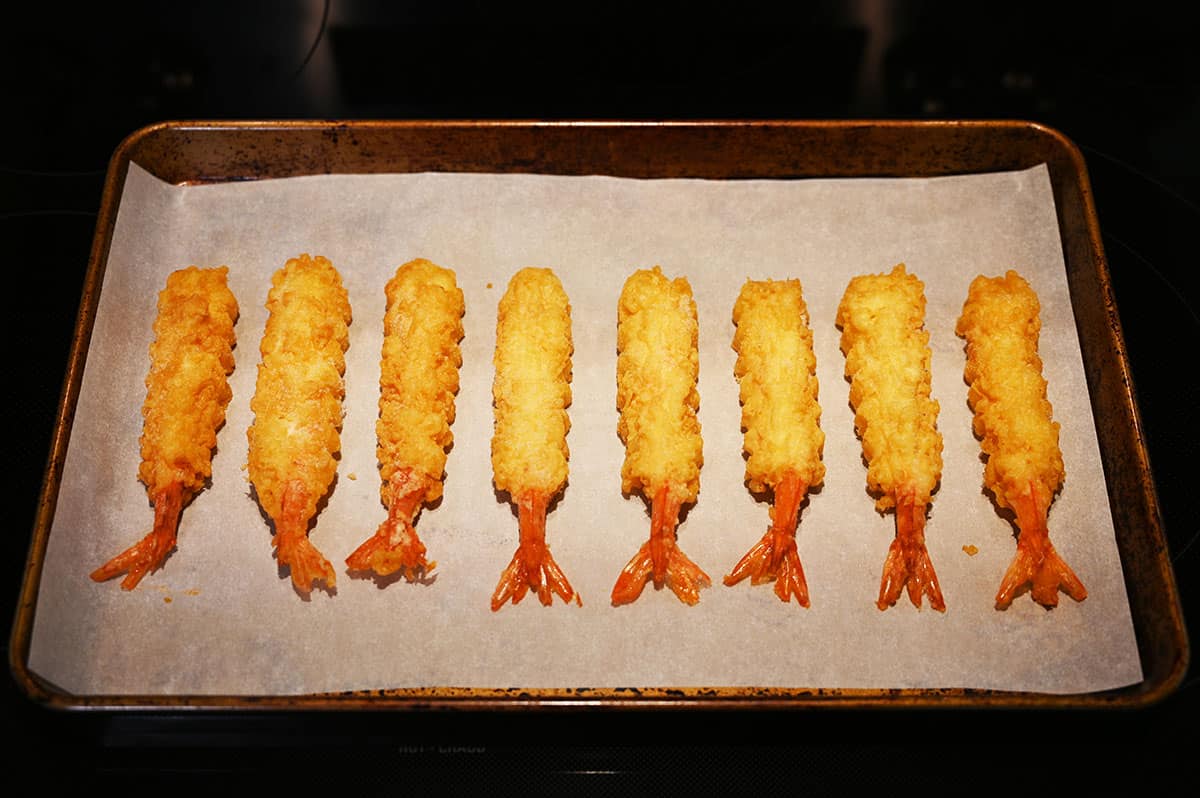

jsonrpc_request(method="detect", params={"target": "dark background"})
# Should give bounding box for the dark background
[5,0,1196,788]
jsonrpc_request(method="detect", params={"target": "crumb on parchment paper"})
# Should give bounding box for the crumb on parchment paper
[159,587,202,603]
[963,545,978,556]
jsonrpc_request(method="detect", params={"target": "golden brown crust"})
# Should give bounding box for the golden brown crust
[246,253,352,523]
[836,263,942,510]
[376,258,465,505]
[732,278,824,495]
[616,266,703,505]
[490,267,573,498]
[956,270,1064,513]
[138,265,239,500]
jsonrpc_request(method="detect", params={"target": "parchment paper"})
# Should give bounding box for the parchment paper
[28,162,1143,696]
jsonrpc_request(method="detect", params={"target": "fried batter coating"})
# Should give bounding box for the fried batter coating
[91,266,239,589]
[616,267,704,504]
[611,266,709,606]
[723,278,824,606]
[346,258,465,580]
[491,268,573,501]
[837,263,945,611]
[247,253,351,596]
[490,267,577,609]
[956,270,1086,609]
[733,279,825,494]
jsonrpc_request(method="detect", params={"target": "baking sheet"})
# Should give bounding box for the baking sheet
[27,161,1142,697]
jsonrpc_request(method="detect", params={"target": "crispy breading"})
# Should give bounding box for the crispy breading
[139,266,240,500]
[732,278,824,494]
[377,258,465,506]
[956,270,1064,512]
[491,267,572,499]
[836,263,942,510]
[247,254,351,521]
[616,266,703,504]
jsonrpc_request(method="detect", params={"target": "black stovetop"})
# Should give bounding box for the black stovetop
[5,2,1197,787]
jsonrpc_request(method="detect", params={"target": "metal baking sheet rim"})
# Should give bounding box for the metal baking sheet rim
[9,119,1189,711]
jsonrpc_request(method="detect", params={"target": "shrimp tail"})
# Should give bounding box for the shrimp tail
[90,482,185,590]
[346,468,435,580]
[273,479,336,595]
[723,471,810,607]
[491,491,577,610]
[996,481,1087,609]
[877,488,945,612]
[612,485,710,606]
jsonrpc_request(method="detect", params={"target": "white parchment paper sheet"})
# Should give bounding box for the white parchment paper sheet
[28,162,1142,696]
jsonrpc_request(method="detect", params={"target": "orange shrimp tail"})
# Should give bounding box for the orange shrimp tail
[90,482,185,590]
[273,479,335,595]
[996,481,1087,609]
[491,491,577,611]
[723,471,810,607]
[612,485,711,606]
[877,488,945,612]
[346,469,434,579]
